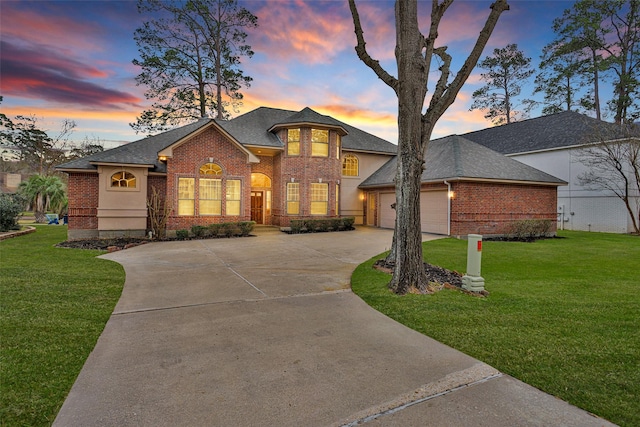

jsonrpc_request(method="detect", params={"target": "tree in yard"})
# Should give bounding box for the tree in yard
[576,123,640,234]
[348,0,509,294]
[3,115,76,176]
[131,0,258,134]
[470,43,534,125]
[0,193,25,232]
[550,1,611,121]
[18,174,67,223]
[68,137,105,160]
[599,0,640,124]
[533,42,593,116]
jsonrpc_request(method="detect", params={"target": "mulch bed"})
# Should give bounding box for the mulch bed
[56,237,150,251]
[373,259,488,296]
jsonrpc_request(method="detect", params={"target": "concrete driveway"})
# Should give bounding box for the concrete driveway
[53,227,614,426]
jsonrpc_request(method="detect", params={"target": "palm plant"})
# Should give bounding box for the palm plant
[18,175,67,223]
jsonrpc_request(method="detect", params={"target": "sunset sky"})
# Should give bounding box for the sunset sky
[1,0,599,149]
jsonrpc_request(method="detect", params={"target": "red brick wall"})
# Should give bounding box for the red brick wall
[165,127,252,231]
[272,128,342,226]
[67,173,98,231]
[450,181,558,236]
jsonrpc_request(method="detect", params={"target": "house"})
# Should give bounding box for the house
[57,107,396,239]
[57,106,567,240]
[359,135,566,236]
[463,111,640,233]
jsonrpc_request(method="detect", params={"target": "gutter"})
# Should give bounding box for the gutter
[444,180,451,236]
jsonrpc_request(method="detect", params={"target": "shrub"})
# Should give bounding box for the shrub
[220,222,240,237]
[208,223,221,236]
[290,219,304,233]
[191,225,208,237]
[508,219,553,240]
[238,221,255,236]
[330,218,343,230]
[342,217,355,229]
[175,229,189,239]
[0,193,25,232]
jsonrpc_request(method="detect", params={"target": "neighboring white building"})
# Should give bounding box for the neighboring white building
[464,111,640,234]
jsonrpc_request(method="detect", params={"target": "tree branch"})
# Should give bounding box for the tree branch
[425,0,510,125]
[348,0,398,93]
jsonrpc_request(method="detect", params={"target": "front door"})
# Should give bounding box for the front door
[251,191,263,224]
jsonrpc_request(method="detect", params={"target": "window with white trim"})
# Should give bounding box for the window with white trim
[310,183,328,215]
[286,183,299,215]
[311,129,329,157]
[178,177,195,215]
[342,154,358,176]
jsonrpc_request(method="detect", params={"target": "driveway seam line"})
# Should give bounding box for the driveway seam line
[339,373,504,426]
[198,240,267,296]
[112,289,352,316]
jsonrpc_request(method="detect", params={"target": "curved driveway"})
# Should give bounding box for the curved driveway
[54,227,613,426]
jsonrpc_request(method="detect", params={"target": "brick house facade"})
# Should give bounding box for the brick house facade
[58,108,565,240]
[57,107,396,239]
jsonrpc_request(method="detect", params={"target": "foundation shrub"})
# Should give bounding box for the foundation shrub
[175,229,189,239]
[191,225,208,237]
[287,217,356,234]
[508,219,553,240]
[238,221,255,236]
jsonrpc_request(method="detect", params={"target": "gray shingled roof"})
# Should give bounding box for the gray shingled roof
[462,110,632,155]
[58,107,397,172]
[57,118,213,173]
[359,135,566,188]
[219,106,397,154]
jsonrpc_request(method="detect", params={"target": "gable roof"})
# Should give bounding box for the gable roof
[462,110,631,155]
[359,135,566,188]
[57,118,214,173]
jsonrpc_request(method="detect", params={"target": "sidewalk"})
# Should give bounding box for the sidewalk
[53,227,615,426]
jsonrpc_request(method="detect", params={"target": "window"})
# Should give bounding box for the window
[311,129,329,157]
[111,171,136,188]
[251,173,271,188]
[286,183,300,215]
[199,179,222,215]
[336,134,341,159]
[288,129,300,156]
[226,179,241,215]
[342,154,359,176]
[199,162,223,175]
[178,178,195,215]
[310,183,328,215]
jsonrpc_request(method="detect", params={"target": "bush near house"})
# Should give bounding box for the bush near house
[0,193,25,232]
[288,217,355,234]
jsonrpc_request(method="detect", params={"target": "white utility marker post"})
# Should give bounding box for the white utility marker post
[462,234,485,292]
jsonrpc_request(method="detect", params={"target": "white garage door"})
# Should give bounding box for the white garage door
[420,190,448,234]
[379,193,396,229]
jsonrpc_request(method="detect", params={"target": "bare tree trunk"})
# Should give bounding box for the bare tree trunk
[349,0,508,294]
[592,48,602,120]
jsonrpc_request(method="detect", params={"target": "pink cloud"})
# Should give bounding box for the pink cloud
[0,3,105,52]
[250,0,355,63]
[1,40,141,109]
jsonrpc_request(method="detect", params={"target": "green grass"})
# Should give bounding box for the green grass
[352,231,640,427]
[1,226,125,426]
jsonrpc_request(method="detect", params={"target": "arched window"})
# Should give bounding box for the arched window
[111,171,136,188]
[251,173,271,188]
[342,154,359,177]
[199,163,223,175]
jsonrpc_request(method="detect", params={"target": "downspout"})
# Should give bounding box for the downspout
[444,180,451,236]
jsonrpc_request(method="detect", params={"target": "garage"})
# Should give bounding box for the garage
[377,190,448,234]
[379,192,396,229]
[420,190,448,234]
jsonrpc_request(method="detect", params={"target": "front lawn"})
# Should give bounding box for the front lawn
[352,231,639,427]
[1,226,125,426]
